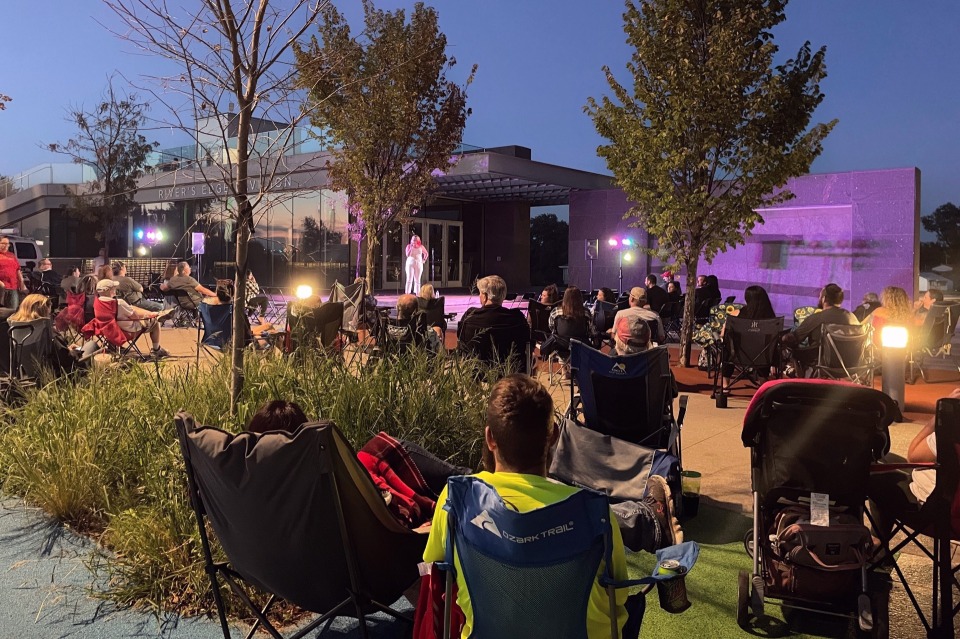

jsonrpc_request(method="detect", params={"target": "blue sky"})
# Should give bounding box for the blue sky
[1,0,957,226]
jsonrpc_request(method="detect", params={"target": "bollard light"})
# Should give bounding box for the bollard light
[880,325,908,411]
[881,326,908,349]
[295,284,313,300]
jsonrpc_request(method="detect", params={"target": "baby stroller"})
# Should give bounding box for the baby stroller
[738,380,901,632]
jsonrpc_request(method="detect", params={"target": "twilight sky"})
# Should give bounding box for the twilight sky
[1,0,957,226]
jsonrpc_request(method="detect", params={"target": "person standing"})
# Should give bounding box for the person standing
[0,236,27,310]
[92,248,108,273]
[404,234,428,294]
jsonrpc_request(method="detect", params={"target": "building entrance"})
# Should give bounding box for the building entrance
[381,219,463,291]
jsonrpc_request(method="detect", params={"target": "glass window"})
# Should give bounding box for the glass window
[14,242,37,260]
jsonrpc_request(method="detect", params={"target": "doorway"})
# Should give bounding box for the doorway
[381,220,463,291]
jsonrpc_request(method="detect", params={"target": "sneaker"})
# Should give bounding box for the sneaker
[644,475,682,549]
[151,346,171,359]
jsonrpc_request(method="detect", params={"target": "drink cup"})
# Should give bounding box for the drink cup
[680,470,702,519]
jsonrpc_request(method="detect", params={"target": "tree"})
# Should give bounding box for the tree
[530,213,569,286]
[299,216,342,260]
[295,0,475,287]
[0,93,10,110]
[107,0,327,411]
[922,202,960,266]
[586,0,836,366]
[49,80,157,250]
[0,175,19,199]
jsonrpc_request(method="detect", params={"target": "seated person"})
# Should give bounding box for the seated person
[113,260,164,312]
[95,278,170,359]
[246,399,310,434]
[417,283,448,335]
[666,281,682,303]
[869,387,960,548]
[384,293,424,347]
[168,261,216,307]
[539,283,560,306]
[59,266,80,306]
[870,286,912,345]
[457,275,530,373]
[644,274,669,314]
[423,374,680,638]
[609,286,664,344]
[914,288,947,323]
[854,291,881,323]
[614,315,679,397]
[544,285,594,358]
[662,271,681,297]
[203,283,278,344]
[244,270,270,321]
[33,258,61,288]
[783,282,858,371]
[8,293,78,374]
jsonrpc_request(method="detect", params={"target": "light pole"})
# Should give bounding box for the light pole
[880,325,908,410]
[608,237,634,295]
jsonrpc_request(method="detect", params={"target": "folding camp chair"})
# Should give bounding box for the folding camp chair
[593,300,617,337]
[8,318,54,380]
[165,288,200,327]
[812,323,876,386]
[712,316,784,408]
[80,297,153,360]
[544,315,591,383]
[439,475,700,639]
[659,299,683,343]
[527,300,555,347]
[909,303,960,383]
[175,413,427,639]
[417,296,456,334]
[868,397,960,638]
[328,280,365,341]
[284,301,343,354]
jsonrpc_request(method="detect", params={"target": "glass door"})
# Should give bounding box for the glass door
[423,221,462,288]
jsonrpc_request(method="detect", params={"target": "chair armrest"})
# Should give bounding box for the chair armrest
[869,462,937,473]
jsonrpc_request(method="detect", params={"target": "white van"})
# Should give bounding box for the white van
[1,234,44,268]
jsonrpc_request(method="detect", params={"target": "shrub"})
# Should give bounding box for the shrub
[0,348,494,614]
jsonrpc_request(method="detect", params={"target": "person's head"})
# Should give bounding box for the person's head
[483,374,555,474]
[78,274,98,294]
[247,400,309,434]
[598,287,614,303]
[67,265,80,278]
[561,286,585,319]
[246,270,256,281]
[628,286,647,308]
[667,281,680,296]
[696,275,706,288]
[0,236,11,253]
[880,286,912,321]
[662,271,674,283]
[418,283,435,300]
[922,289,944,309]
[705,275,720,291]
[215,283,232,304]
[38,258,53,271]
[820,283,844,308]
[396,293,418,320]
[96,264,113,281]
[477,275,507,306]
[163,261,177,280]
[176,261,191,276]
[98,248,106,258]
[539,283,559,305]
[96,278,119,298]
[112,260,126,277]
[409,234,421,248]
[10,293,52,322]
[644,274,658,288]
[740,285,775,319]
[862,292,880,306]
[613,314,652,355]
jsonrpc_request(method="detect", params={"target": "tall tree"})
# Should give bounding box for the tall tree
[295,0,475,287]
[0,175,19,199]
[530,213,569,286]
[922,202,960,266]
[587,0,836,365]
[48,79,157,251]
[107,0,327,410]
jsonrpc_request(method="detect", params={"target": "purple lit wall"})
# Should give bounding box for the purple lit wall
[568,167,919,314]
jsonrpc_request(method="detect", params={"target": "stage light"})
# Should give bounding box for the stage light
[154,230,163,242]
[136,245,148,256]
[881,326,908,349]
[621,238,633,247]
[295,284,313,300]
[623,252,633,262]
[608,238,618,247]
[135,229,144,240]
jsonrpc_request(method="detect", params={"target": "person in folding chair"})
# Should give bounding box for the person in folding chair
[87,279,170,359]
[423,374,680,638]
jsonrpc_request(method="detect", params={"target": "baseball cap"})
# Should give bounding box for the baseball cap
[614,314,651,353]
[96,279,120,293]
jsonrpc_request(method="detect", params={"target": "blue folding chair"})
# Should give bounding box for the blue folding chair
[440,476,699,639]
[199,302,234,351]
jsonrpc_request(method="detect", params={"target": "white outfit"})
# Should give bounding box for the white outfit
[405,244,428,294]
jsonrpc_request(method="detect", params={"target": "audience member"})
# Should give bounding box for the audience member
[610,286,664,343]
[666,281,682,303]
[732,285,776,321]
[246,400,309,434]
[457,275,530,373]
[59,265,81,306]
[0,236,27,310]
[96,264,114,282]
[914,288,946,323]
[548,285,593,335]
[870,286,912,343]
[597,287,615,304]
[787,283,858,371]
[10,293,52,323]
[423,374,681,638]
[159,260,177,292]
[854,292,882,323]
[33,258,61,288]
[95,278,169,359]
[695,274,706,289]
[644,274,669,313]
[613,313,652,355]
[9,294,78,374]
[168,261,216,306]
[244,270,269,320]
[92,248,108,273]
[78,274,98,323]
[662,271,681,296]
[113,261,164,312]
[539,283,560,306]
[694,274,721,317]
[417,283,448,338]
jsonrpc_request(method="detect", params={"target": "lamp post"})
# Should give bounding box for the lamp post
[880,325,908,411]
[608,237,634,295]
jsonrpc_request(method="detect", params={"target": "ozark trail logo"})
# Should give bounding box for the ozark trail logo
[610,362,627,375]
[470,510,502,538]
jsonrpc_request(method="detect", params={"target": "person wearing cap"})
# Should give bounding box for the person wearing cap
[613,315,679,397]
[113,261,164,312]
[96,278,170,359]
[610,286,664,344]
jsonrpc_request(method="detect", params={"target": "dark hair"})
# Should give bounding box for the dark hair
[928,289,944,302]
[215,284,232,304]
[821,283,844,307]
[540,283,559,305]
[485,374,554,471]
[112,260,125,276]
[598,287,615,303]
[560,286,586,321]
[645,274,657,286]
[739,285,776,320]
[68,265,80,276]
[247,400,309,434]
[396,293,418,320]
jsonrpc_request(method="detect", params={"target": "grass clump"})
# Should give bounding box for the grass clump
[0,348,494,614]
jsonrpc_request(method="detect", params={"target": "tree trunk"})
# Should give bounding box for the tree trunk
[230,98,253,415]
[678,261,700,367]
[365,231,380,292]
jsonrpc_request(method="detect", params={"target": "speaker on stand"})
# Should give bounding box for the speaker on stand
[585,239,599,292]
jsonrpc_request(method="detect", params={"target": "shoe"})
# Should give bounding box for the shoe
[644,475,682,549]
[151,347,171,359]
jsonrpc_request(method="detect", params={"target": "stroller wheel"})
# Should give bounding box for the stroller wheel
[737,569,751,629]
[743,529,755,559]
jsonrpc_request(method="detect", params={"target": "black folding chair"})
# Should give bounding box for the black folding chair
[527,300,555,346]
[175,414,426,639]
[812,323,875,386]
[712,316,784,408]
[165,288,200,327]
[8,318,53,381]
[909,303,960,383]
[285,301,344,354]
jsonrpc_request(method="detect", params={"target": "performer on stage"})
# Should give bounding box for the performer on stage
[404,234,429,294]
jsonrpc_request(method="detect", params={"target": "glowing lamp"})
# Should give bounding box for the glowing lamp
[881,326,908,349]
[621,238,633,247]
[295,285,313,300]
[136,245,148,256]
[135,229,144,240]
[608,238,619,247]
[154,230,163,242]
[623,252,633,262]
